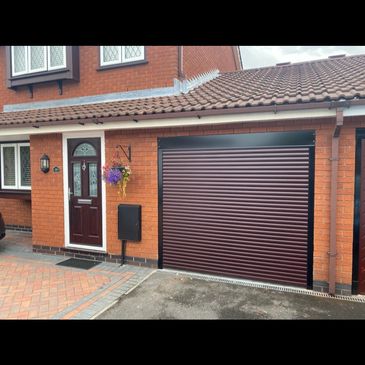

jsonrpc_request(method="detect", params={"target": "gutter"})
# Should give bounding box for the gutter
[328,104,345,295]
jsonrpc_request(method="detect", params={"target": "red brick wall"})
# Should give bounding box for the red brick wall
[183,46,239,78]
[30,134,64,247]
[0,46,178,111]
[334,118,358,285]
[104,118,359,286]
[0,199,31,227]
[105,130,158,260]
[0,46,240,111]
[28,116,363,287]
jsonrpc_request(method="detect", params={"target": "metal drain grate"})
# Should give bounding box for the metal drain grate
[162,269,365,303]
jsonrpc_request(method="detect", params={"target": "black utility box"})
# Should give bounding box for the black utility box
[118,204,141,241]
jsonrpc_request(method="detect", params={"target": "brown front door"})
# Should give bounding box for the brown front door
[358,140,365,293]
[68,138,102,246]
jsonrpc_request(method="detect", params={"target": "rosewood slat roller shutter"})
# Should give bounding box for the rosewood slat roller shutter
[160,136,314,288]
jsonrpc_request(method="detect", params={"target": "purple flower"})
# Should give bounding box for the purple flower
[106,168,122,184]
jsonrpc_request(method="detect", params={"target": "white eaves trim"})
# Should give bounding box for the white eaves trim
[0,108,337,138]
[343,104,365,117]
[0,134,30,142]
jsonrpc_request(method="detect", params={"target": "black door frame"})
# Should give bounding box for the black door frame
[158,130,315,289]
[352,128,365,294]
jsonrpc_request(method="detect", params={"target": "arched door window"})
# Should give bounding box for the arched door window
[73,143,97,157]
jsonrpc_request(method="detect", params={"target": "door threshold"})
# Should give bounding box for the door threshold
[66,243,106,253]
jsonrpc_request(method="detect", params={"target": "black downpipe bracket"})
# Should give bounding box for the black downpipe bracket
[121,239,127,266]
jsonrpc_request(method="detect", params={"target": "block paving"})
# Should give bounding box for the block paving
[0,231,155,319]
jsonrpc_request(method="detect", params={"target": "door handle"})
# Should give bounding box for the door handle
[68,188,73,201]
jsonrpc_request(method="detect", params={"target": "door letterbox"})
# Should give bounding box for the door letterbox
[118,204,141,241]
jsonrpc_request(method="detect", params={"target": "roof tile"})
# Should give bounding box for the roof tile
[1,54,365,127]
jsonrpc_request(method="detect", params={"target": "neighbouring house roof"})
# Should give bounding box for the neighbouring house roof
[1,54,365,128]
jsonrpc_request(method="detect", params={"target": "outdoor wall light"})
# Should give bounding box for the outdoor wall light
[40,154,50,173]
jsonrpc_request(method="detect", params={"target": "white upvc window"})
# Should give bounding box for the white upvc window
[122,46,145,63]
[11,46,27,76]
[28,46,47,73]
[100,46,144,66]
[47,46,67,70]
[11,46,67,77]
[1,143,31,190]
[100,46,122,66]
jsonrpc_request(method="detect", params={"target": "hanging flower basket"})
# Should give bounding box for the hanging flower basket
[102,155,132,198]
[113,166,125,173]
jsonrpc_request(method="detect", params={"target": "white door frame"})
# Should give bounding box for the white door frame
[62,131,107,252]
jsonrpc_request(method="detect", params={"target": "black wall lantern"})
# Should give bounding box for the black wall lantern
[40,154,50,173]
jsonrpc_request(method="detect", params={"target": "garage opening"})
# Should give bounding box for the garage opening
[158,130,315,289]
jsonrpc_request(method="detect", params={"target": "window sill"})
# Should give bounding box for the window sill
[0,191,31,200]
[10,67,69,80]
[97,59,148,71]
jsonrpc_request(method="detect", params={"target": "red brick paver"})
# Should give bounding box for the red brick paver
[59,271,134,319]
[0,256,111,319]
[0,232,153,319]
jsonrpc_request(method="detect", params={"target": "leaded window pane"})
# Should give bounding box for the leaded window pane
[20,146,31,187]
[13,46,26,74]
[3,146,16,186]
[49,46,65,68]
[103,46,120,63]
[29,46,46,71]
[124,46,143,60]
[73,163,81,197]
[73,143,97,157]
[89,163,97,197]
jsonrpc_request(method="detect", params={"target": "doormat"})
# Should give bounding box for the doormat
[56,258,101,270]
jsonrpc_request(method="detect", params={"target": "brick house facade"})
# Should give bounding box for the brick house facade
[0,46,239,232]
[1,46,365,296]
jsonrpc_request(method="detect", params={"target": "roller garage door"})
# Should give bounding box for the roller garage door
[158,131,315,288]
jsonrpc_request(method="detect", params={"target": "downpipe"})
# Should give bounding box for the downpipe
[328,107,343,295]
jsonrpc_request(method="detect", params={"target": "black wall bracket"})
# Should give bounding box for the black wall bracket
[57,80,63,95]
[28,84,33,98]
[116,144,132,162]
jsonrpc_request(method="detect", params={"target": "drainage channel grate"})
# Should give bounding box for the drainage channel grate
[162,269,365,303]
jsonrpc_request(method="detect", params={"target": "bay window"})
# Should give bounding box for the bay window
[11,46,67,77]
[7,46,79,90]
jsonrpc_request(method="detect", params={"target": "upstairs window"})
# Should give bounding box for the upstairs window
[1,143,31,190]
[11,46,67,77]
[100,46,145,67]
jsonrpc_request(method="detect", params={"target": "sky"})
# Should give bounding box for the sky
[239,46,365,69]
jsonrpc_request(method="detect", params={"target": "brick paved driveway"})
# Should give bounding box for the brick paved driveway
[0,231,154,319]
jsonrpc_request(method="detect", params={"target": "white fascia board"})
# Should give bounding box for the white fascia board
[343,105,365,117]
[0,108,336,137]
[0,134,30,142]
